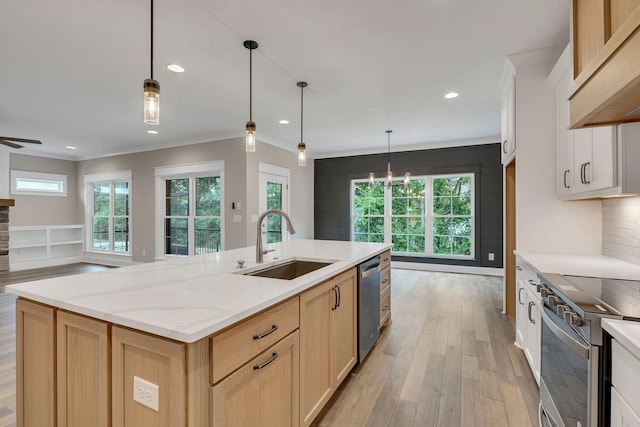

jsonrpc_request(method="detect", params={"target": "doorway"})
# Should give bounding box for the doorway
[258,163,290,244]
[505,159,516,316]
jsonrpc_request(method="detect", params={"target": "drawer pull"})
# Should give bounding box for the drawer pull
[383,257,389,262]
[253,324,278,340]
[382,278,388,284]
[253,352,278,370]
[528,279,538,286]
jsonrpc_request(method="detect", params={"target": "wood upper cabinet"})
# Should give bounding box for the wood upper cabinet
[16,299,56,427]
[299,268,357,427]
[570,0,640,128]
[211,331,300,427]
[57,311,110,427]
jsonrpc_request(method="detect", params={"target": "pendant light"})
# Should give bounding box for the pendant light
[385,130,393,188]
[143,0,160,125]
[244,40,259,152]
[368,172,375,189]
[297,81,308,166]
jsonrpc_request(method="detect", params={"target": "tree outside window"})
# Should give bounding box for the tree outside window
[432,176,473,256]
[352,181,385,243]
[91,181,130,252]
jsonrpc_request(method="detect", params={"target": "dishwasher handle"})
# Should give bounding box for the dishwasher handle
[361,260,380,278]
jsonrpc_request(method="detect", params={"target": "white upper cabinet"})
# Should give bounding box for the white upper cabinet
[500,67,516,165]
[551,44,640,200]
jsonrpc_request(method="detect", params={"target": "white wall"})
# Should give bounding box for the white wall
[512,51,602,254]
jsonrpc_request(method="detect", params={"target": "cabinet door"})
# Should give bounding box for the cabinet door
[332,269,357,386]
[112,327,186,427]
[524,289,541,385]
[16,299,56,427]
[501,79,516,164]
[212,331,300,427]
[515,278,527,349]
[611,387,640,427]
[556,70,575,195]
[589,126,617,191]
[57,311,110,427]
[299,280,334,426]
[573,127,593,192]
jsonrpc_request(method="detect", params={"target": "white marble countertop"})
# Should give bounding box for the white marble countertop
[603,319,640,357]
[514,251,640,280]
[6,239,391,343]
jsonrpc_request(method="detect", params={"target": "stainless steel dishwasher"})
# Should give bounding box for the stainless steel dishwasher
[358,256,381,363]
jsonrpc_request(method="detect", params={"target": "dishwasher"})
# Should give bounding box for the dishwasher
[358,256,381,363]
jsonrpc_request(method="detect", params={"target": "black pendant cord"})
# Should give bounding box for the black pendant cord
[249,47,252,122]
[387,131,391,166]
[150,0,154,79]
[300,85,304,142]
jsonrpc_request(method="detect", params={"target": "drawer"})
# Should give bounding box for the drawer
[612,339,640,417]
[380,266,390,295]
[211,297,299,384]
[611,386,640,427]
[380,288,391,327]
[379,250,391,270]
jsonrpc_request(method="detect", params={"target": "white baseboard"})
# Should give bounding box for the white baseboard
[391,261,504,277]
[83,252,135,268]
[9,256,84,271]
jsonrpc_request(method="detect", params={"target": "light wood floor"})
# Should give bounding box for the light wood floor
[0,268,538,427]
[0,262,113,290]
[314,269,539,427]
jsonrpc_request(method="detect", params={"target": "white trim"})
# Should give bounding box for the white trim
[11,170,68,196]
[154,161,225,177]
[83,252,135,268]
[392,261,503,277]
[258,162,290,178]
[84,170,132,183]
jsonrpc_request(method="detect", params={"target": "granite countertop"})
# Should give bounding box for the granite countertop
[602,319,640,357]
[6,239,392,343]
[515,250,640,280]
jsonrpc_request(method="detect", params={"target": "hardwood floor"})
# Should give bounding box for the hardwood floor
[0,262,112,290]
[0,268,538,427]
[313,269,539,427]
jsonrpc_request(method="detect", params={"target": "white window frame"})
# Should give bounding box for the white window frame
[350,173,475,260]
[11,170,67,196]
[154,161,225,260]
[258,162,291,242]
[84,170,132,256]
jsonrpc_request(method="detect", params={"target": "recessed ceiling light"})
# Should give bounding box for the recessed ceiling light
[166,64,185,73]
[147,130,158,134]
[279,120,290,125]
[444,92,459,99]
[65,145,76,150]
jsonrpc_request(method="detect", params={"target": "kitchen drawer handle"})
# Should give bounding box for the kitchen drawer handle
[563,169,570,189]
[528,279,538,286]
[382,257,390,263]
[331,286,338,311]
[336,285,341,308]
[518,287,524,305]
[253,351,278,370]
[503,140,507,153]
[528,301,535,324]
[516,265,522,271]
[580,163,585,184]
[382,305,389,311]
[253,324,279,340]
[382,278,389,284]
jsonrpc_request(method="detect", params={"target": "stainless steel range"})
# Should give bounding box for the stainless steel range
[537,273,640,427]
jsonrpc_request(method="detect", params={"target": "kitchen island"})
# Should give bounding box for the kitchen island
[7,239,392,427]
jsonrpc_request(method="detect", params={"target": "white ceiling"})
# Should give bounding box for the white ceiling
[0,0,569,160]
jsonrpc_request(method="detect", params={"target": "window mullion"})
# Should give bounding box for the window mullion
[189,176,195,256]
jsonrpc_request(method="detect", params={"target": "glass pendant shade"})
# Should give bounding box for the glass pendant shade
[245,121,256,152]
[404,172,411,190]
[369,172,375,189]
[143,79,160,125]
[386,164,393,188]
[298,142,307,166]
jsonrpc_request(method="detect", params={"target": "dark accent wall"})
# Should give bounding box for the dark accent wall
[314,143,503,268]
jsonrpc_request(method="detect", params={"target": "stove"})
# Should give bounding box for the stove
[536,273,640,427]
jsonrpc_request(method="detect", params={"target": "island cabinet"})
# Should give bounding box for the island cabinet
[570,0,640,128]
[299,268,357,427]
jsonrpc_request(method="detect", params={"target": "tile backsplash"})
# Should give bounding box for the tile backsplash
[603,197,640,265]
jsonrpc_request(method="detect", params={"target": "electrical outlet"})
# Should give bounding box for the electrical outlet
[142,249,146,257]
[233,214,242,223]
[133,376,159,411]
[488,253,495,261]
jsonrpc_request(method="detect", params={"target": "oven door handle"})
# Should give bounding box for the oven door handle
[539,401,558,427]
[541,306,590,360]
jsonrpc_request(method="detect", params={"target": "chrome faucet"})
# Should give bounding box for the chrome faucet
[256,209,296,263]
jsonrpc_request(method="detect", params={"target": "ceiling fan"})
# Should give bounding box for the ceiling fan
[0,136,43,149]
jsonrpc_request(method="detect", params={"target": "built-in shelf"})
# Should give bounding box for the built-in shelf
[9,225,84,270]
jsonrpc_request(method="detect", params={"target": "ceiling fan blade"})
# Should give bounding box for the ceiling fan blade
[0,136,42,144]
[0,140,24,149]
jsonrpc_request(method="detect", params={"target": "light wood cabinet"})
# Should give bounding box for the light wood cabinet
[57,311,110,427]
[570,1,640,128]
[379,250,391,327]
[112,326,187,427]
[299,268,357,427]
[16,298,56,427]
[211,331,300,427]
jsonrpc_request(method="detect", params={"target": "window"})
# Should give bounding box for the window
[155,161,224,258]
[84,171,131,254]
[164,176,221,256]
[11,170,67,196]
[351,173,475,259]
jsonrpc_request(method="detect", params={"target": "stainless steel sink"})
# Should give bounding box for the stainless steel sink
[244,259,334,280]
